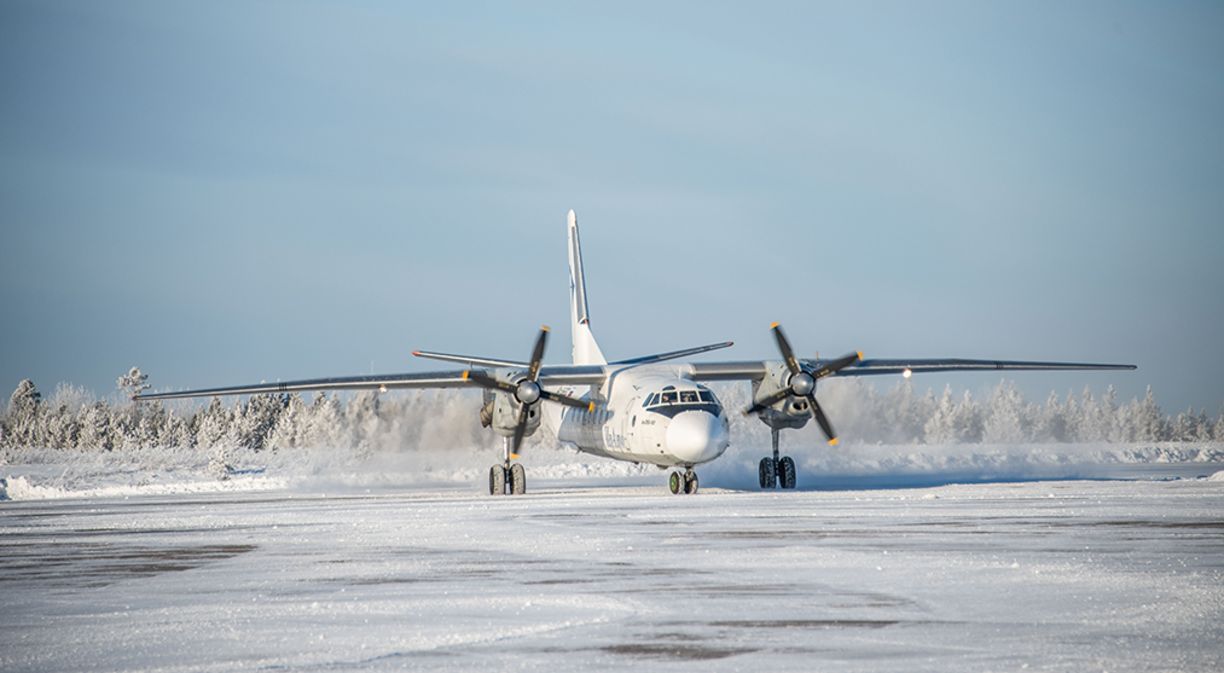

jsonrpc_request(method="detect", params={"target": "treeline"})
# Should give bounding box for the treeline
[1,368,1222,453]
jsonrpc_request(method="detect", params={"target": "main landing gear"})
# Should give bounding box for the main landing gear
[759,429,796,489]
[489,438,527,496]
[668,468,699,495]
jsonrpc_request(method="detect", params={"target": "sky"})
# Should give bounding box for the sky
[2,1,1222,414]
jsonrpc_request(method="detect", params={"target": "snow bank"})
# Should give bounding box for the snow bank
[4,441,1221,501]
[1208,470,1224,482]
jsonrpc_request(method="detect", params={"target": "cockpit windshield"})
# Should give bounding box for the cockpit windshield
[643,385,722,416]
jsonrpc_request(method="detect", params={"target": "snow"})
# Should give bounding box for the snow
[2,447,1223,672]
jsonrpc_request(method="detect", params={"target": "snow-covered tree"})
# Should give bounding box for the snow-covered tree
[1129,386,1165,442]
[77,401,114,450]
[196,397,234,449]
[116,367,151,399]
[235,394,284,450]
[5,379,44,448]
[983,380,1028,443]
[1032,391,1067,442]
[304,393,345,448]
[266,393,307,450]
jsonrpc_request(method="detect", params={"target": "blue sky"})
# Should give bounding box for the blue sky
[2,1,1222,413]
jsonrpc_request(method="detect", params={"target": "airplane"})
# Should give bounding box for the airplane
[135,210,1136,495]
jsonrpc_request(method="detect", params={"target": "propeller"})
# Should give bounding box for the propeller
[462,326,595,459]
[745,322,862,445]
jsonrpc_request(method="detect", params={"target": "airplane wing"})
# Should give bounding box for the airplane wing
[133,365,609,401]
[684,358,1135,382]
[830,358,1137,377]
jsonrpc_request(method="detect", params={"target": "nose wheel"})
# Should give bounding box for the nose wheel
[668,469,699,495]
[760,429,797,489]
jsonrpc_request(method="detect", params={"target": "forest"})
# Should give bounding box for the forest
[3,367,1222,455]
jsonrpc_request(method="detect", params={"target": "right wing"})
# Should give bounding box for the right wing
[133,365,609,401]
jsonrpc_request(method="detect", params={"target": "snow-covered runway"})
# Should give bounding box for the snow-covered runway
[3,473,1223,672]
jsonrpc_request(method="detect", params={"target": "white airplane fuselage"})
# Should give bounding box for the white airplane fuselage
[544,365,730,468]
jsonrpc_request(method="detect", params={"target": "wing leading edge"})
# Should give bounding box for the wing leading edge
[686,358,1135,382]
[133,365,608,401]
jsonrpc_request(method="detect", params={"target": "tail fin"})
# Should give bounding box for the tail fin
[567,209,607,365]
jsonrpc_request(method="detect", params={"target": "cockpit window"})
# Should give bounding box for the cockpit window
[643,393,658,407]
[698,390,713,403]
[679,390,699,403]
[660,390,678,404]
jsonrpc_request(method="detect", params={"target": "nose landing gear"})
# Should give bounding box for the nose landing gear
[668,468,699,495]
[759,429,797,489]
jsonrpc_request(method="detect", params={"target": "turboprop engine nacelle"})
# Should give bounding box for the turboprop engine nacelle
[478,371,543,439]
[750,362,812,431]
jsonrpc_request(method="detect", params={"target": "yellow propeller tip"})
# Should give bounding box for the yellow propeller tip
[541,325,551,332]
[828,437,840,446]
[769,321,780,329]
[587,402,595,413]
[857,351,864,360]
[461,370,469,380]
[509,453,520,460]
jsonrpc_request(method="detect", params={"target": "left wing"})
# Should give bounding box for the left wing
[684,358,1135,382]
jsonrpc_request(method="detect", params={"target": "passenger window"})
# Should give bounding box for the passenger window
[660,391,678,404]
[680,390,698,403]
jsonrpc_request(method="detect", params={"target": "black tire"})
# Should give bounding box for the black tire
[758,457,777,489]
[668,471,682,495]
[489,465,506,496]
[509,462,527,495]
[684,472,699,495]
[778,456,797,489]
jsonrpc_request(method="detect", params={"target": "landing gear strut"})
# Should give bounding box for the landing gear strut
[490,437,527,496]
[759,429,796,490]
[669,468,699,495]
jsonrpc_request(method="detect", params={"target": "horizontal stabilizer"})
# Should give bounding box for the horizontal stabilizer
[412,350,526,369]
[611,341,735,367]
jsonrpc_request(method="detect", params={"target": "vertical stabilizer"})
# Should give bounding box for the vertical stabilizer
[567,210,607,365]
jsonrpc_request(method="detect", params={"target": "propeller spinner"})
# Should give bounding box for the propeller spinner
[462,326,595,459]
[745,323,861,445]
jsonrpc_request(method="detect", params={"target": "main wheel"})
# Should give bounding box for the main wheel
[509,462,527,495]
[684,471,699,495]
[668,471,683,495]
[489,465,506,495]
[778,456,797,489]
[758,457,777,489]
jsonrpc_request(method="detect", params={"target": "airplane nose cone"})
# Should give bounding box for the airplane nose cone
[666,411,729,464]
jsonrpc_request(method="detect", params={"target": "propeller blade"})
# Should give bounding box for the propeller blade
[527,326,549,381]
[510,403,531,459]
[807,394,839,445]
[539,389,596,412]
[771,322,802,375]
[812,351,863,379]
[744,388,791,415]
[462,370,517,394]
